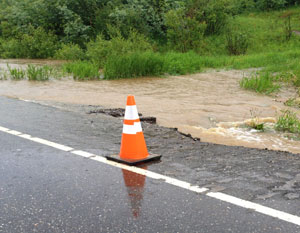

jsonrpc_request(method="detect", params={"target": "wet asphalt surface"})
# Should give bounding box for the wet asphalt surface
[0,96,300,232]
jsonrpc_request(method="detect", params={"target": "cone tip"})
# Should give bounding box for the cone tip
[126,95,136,106]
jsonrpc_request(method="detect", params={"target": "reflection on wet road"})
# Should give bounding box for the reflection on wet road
[122,168,147,218]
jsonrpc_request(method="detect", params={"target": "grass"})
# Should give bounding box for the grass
[7,65,26,80]
[275,110,300,136]
[239,72,281,94]
[104,52,164,79]
[63,61,100,80]
[0,69,8,80]
[27,65,53,81]
[103,48,300,80]
[102,7,300,80]
[284,98,300,108]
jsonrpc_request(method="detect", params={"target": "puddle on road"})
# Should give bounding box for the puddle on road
[0,59,300,154]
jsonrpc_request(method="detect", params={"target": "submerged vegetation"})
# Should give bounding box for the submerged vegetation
[276,110,300,136]
[63,61,100,80]
[6,64,59,81]
[239,72,281,94]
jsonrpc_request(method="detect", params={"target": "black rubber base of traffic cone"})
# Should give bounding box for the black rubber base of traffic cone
[105,154,162,166]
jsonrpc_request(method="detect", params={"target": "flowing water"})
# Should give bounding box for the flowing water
[0,59,300,154]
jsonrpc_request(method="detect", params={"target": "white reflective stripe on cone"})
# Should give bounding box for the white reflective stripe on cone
[124,106,139,120]
[123,122,143,134]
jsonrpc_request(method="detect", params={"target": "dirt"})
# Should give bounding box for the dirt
[87,107,157,124]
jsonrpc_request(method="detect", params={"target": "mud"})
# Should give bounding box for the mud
[87,108,157,124]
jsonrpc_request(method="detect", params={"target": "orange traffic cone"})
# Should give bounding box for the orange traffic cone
[106,95,161,165]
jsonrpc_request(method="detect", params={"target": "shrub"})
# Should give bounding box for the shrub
[0,26,58,58]
[63,61,100,80]
[104,52,164,79]
[165,9,206,52]
[240,72,280,94]
[0,39,22,58]
[19,26,58,58]
[54,43,86,60]
[186,0,234,35]
[87,29,152,68]
[255,0,286,11]
[231,0,256,14]
[226,30,249,55]
[27,65,52,81]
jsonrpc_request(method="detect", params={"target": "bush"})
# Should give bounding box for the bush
[231,0,256,14]
[63,61,100,80]
[19,26,58,58]
[165,9,206,52]
[54,43,86,60]
[87,29,152,68]
[104,52,164,79]
[226,30,249,55]
[0,26,58,58]
[255,0,286,11]
[186,0,234,35]
[0,39,22,58]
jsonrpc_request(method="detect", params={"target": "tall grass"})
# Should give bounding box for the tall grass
[275,110,300,134]
[104,52,164,79]
[7,65,26,80]
[63,61,100,80]
[103,48,300,80]
[239,72,281,94]
[27,65,52,81]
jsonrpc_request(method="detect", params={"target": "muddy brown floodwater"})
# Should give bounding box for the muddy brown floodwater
[1,59,300,154]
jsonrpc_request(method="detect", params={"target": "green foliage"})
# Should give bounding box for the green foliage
[7,65,26,80]
[255,0,287,11]
[63,61,100,80]
[0,0,91,46]
[27,65,52,81]
[162,52,204,74]
[165,9,206,52]
[239,72,281,94]
[55,43,86,60]
[275,110,300,134]
[186,0,234,35]
[87,29,152,68]
[226,29,249,55]
[108,0,183,39]
[0,39,20,58]
[19,26,58,58]
[0,26,58,58]
[104,52,164,79]
[231,0,256,14]
[248,119,265,131]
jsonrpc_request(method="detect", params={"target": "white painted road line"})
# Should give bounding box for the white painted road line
[0,125,299,227]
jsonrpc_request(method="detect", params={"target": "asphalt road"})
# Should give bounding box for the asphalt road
[0,96,299,232]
